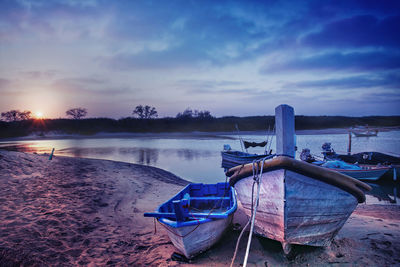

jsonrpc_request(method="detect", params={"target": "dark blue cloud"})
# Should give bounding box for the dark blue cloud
[261,51,400,73]
[302,15,400,48]
[1,0,400,115]
[289,73,400,90]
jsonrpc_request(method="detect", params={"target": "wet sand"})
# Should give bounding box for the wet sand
[1,150,399,266]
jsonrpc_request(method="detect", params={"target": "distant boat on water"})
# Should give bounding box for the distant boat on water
[221,125,274,169]
[144,182,237,259]
[221,148,273,169]
[350,125,378,137]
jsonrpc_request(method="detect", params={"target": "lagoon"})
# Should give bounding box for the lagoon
[1,130,399,204]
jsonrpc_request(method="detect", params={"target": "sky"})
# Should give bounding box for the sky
[0,0,399,119]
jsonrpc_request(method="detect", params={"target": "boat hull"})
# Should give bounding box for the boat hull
[337,168,390,181]
[160,214,233,258]
[234,169,358,246]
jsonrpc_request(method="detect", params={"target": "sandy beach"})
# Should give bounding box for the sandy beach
[1,150,399,266]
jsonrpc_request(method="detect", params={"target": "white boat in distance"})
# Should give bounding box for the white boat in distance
[350,125,378,137]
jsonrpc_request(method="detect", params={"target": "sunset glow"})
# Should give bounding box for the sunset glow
[35,112,43,119]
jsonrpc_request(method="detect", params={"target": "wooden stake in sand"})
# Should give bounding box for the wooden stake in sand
[49,148,55,160]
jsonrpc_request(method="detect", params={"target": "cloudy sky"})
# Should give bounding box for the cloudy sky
[0,0,399,118]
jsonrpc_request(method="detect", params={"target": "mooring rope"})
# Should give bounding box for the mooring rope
[230,170,257,267]
[230,156,268,267]
[242,157,266,267]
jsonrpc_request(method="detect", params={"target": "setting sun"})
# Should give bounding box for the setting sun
[35,111,43,119]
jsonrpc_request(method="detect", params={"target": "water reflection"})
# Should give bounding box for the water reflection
[0,143,49,154]
[119,147,159,165]
[175,149,212,161]
[365,181,400,205]
[0,143,215,167]
[58,147,117,158]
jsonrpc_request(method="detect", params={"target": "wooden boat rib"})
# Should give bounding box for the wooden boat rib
[227,156,371,248]
[144,182,237,259]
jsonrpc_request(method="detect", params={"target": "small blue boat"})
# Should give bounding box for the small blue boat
[144,182,237,258]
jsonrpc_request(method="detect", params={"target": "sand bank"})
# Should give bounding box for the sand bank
[1,151,399,266]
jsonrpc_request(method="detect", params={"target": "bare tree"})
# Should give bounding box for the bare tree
[66,108,87,119]
[1,110,32,122]
[132,105,158,119]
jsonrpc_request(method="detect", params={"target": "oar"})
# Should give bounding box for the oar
[144,212,228,219]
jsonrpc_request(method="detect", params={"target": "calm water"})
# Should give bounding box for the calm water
[1,131,399,205]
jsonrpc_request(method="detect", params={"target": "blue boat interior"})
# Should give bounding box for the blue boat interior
[145,182,237,228]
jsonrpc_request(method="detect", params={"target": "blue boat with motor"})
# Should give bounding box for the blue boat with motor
[300,144,396,181]
[144,182,237,259]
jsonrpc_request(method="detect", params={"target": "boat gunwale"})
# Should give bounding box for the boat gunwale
[227,156,371,203]
[221,150,268,159]
[158,183,237,228]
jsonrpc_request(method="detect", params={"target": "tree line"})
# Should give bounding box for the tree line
[0,113,399,139]
[1,105,213,122]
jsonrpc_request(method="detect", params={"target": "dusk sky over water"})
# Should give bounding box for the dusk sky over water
[1,0,399,118]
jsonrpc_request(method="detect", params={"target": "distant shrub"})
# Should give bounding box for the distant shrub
[1,110,31,122]
[176,108,214,119]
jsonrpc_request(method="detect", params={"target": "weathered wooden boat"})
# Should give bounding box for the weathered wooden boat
[227,156,371,253]
[144,182,237,258]
[221,150,272,169]
[227,105,371,258]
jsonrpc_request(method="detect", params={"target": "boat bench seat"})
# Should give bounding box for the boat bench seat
[189,197,230,201]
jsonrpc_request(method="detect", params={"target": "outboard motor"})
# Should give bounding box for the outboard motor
[223,144,232,151]
[300,148,315,163]
[321,142,337,160]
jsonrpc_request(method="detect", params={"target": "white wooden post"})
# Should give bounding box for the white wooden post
[275,104,296,158]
